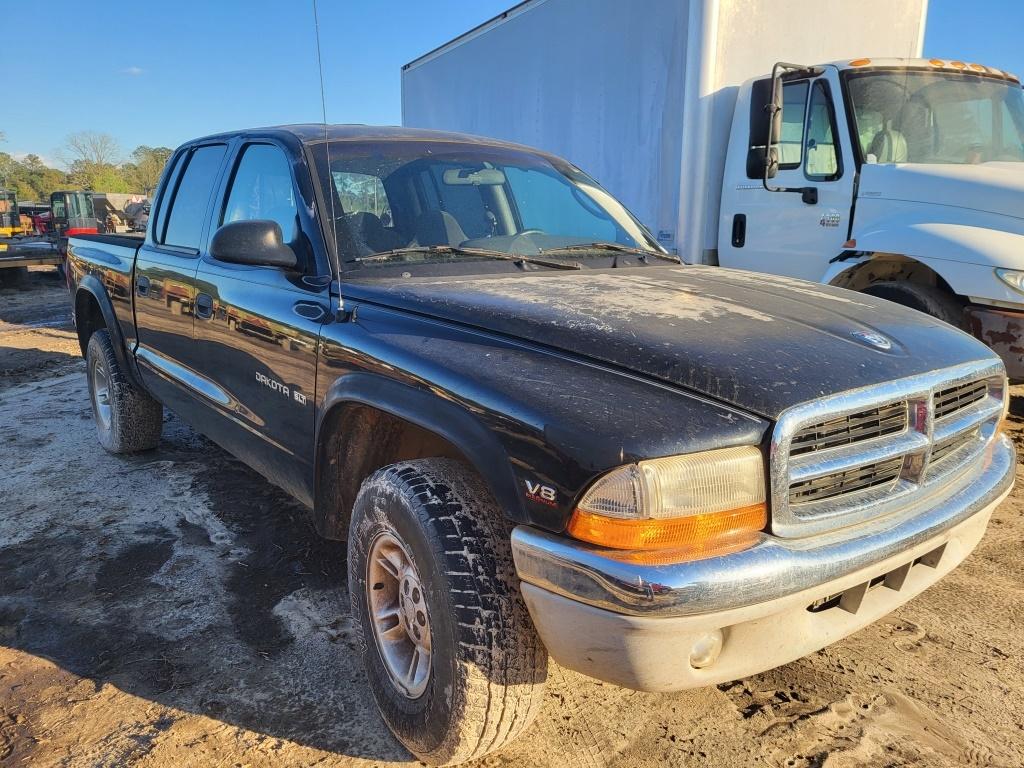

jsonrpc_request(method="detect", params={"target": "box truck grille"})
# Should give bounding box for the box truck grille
[770,364,1004,537]
[790,402,908,457]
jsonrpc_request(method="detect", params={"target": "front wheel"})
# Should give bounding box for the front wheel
[348,459,548,766]
[862,281,965,328]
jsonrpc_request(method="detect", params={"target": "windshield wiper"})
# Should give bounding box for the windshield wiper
[358,245,581,270]
[539,242,681,263]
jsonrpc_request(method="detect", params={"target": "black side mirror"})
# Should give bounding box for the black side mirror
[210,220,297,269]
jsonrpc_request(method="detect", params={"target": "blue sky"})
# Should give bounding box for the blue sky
[2,0,1020,166]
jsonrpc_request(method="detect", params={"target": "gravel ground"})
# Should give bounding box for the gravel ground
[1,267,1023,767]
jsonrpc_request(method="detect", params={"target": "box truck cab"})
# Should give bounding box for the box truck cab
[718,58,1024,378]
[401,0,1024,379]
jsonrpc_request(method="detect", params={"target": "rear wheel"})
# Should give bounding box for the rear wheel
[348,458,548,765]
[86,329,163,453]
[863,281,964,328]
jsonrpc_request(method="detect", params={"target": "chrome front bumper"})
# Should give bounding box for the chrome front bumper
[512,433,1014,620]
[511,434,1014,691]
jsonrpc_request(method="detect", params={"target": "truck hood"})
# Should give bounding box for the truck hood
[859,162,1024,222]
[349,266,995,419]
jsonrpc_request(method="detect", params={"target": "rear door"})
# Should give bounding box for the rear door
[718,71,856,280]
[192,140,330,505]
[134,142,229,416]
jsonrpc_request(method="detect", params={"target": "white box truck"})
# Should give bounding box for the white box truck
[402,0,1024,379]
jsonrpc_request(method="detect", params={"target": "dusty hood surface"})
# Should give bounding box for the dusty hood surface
[349,266,996,419]
[859,162,1024,222]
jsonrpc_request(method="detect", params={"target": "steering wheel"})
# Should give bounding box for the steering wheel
[509,229,544,254]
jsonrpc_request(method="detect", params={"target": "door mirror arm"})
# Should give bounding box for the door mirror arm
[210,220,298,269]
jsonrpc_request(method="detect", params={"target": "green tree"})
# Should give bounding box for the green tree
[128,145,173,194]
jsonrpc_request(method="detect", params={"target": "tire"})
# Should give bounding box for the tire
[86,329,163,453]
[863,281,965,328]
[348,458,548,765]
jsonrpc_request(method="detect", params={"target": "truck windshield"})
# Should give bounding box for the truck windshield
[311,141,665,272]
[845,70,1024,165]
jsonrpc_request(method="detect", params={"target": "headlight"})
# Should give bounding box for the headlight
[567,445,767,557]
[996,268,1024,295]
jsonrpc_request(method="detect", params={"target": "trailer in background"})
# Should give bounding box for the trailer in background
[402,0,927,260]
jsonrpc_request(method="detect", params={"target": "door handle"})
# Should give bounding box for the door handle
[135,275,150,296]
[195,293,214,319]
[731,214,746,248]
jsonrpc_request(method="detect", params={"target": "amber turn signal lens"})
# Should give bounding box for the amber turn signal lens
[566,503,767,553]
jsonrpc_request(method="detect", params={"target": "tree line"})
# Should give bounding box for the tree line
[0,130,173,203]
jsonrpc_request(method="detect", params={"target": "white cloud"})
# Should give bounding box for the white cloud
[122,66,145,76]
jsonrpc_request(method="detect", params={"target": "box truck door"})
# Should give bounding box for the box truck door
[718,71,856,281]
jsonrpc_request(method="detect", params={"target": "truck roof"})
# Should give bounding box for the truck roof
[824,57,1019,82]
[185,123,562,157]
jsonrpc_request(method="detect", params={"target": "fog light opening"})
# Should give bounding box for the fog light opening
[688,630,724,669]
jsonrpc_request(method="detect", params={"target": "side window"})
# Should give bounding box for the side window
[51,197,66,219]
[152,151,183,241]
[162,144,227,250]
[805,81,841,180]
[778,81,809,167]
[223,144,299,242]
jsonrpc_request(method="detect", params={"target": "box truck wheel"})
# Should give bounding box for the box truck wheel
[863,281,965,328]
[348,458,547,765]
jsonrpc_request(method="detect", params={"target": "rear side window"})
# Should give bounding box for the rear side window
[222,144,298,242]
[152,151,184,240]
[162,144,227,250]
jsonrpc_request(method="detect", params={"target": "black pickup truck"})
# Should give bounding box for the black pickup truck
[68,125,1015,765]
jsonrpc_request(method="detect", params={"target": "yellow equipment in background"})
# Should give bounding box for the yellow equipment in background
[0,189,24,237]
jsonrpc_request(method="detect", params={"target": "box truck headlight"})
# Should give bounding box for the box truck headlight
[567,446,767,558]
[996,268,1024,295]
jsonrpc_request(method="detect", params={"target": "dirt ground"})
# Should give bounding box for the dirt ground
[1,267,1023,767]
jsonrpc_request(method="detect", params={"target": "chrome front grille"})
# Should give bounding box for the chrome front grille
[934,380,987,420]
[790,402,908,457]
[789,456,904,504]
[770,361,1006,538]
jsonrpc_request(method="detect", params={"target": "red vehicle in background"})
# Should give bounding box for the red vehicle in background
[49,190,98,251]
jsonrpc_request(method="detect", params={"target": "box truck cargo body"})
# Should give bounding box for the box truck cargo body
[402,0,927,260]
[402,0,1024,380]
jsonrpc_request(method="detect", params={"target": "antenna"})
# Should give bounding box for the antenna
[312,0,342,288]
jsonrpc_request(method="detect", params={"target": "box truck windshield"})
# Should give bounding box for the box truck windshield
[846,70,1024,164]
[313,141,663,270]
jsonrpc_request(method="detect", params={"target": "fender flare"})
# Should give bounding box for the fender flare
[75,275,144,391]
[314,372,525,537]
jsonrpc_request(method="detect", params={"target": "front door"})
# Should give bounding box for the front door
[718,70,856,281]
[193,141,329,505]
[134,142,229,416]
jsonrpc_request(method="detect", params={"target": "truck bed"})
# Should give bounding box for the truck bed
[0,239,62,269]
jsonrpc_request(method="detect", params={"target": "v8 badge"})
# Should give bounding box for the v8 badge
[523,478,558,507]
